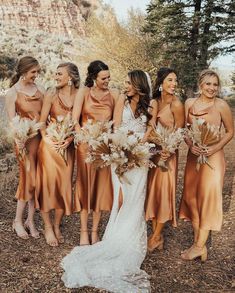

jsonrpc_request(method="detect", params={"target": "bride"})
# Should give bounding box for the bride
[61,70,157,292]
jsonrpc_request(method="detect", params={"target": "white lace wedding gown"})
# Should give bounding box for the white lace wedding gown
[61,103,150,293]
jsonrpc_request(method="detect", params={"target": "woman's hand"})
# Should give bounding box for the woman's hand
[190,145,203,156]
[202,144,220,157]
[160,150,171,161]
[58,136,74,150]
[44,136,73,150]
[44,136,60,149]
[184,135,193,147]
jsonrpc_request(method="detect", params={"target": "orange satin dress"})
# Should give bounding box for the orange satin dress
[179,99,225,231]
[145,102,178,227]
[74,89,114,213]
[35,94,75,215]
[14,88,43,201]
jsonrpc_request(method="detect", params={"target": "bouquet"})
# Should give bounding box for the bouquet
[84,123,155,183]
[148,122,185,171]
[9,115,44,169]
[46,113,75,165]
[109,128,155,183]
[187,117,220,170]
[73,119,113,148]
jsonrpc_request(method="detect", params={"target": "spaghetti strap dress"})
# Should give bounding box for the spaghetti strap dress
[73,89,114,213]
[35,93,75,215]
[179,99,225,231]
[145,102,178,227]
[14,88,43,201]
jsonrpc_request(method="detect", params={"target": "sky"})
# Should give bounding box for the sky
[103,0,150,21]
[103,0,234,73]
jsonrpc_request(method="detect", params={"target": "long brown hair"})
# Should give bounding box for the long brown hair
[10,56,39,87]
[126,70,152,122]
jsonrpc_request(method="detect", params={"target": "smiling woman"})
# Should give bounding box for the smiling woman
[72,60,119,246]
[179,69,234,261]
[5,56,45,240]
[35,62,80,247]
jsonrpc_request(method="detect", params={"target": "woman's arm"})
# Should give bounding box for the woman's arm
[142,99,158,142]
[39,89,54,137]
[113,94,125,128]
[183,98,202,156]
[5,88,17,120]
[72,87,87,132]
[171,98,185,128]
[205,99,234,157]
[110,88,120,106]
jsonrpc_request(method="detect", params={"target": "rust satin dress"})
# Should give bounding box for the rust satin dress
[179,99,225,231]
[74,89,114,213]
[35,94,75,215]
[14,88,43,201]
[145,102,178,227]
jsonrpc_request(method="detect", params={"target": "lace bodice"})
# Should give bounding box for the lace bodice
[120,103,147,137]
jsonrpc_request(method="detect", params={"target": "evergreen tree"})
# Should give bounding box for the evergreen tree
[144,0,235,96]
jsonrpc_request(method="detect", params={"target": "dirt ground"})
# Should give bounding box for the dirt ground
[0,108,234,293]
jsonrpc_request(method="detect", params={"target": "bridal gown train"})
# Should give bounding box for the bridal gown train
[61,103,150,293]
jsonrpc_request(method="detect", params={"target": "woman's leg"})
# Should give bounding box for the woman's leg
[41,211,58,247]
[148,222,164,251]
[80,209,90,245]
[181,228,209,261]
[24,199,40,238]
[13,200,29,239]
[151,218,157,231]
[54,209,65,243]
[91,211,101,244]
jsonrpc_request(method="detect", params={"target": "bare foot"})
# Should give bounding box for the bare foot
[54,224,64,244]
[91,230,100,245]
[24,220,40,239]
[80,230,90,246]
[43,226,58,247]
[12,220,29,240]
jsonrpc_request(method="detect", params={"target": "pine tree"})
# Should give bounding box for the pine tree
[144,0,235,96]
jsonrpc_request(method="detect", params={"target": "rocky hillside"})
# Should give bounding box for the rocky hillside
[0,0,100,36]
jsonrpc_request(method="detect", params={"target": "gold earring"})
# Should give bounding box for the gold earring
[68,79,72,86]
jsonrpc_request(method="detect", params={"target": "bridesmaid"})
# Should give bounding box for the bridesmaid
[145,67,184,251]
[35,62,80,247]
[179,69,233,261]
[72,60,119,246]
[5,56,44,239]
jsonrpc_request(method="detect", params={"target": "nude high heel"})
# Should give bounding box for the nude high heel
[147,234,164,252]
[79,230,90,246]
[53,224,64,244]
[181,244,207,262]
[91,230,100,245]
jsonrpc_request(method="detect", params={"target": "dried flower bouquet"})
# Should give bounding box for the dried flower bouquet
[187,117,220,170]
[46,113,75,165]
[148,122,185,171]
